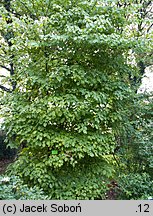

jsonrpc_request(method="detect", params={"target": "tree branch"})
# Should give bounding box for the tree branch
[18,0,37,19]
[0,75,7,78]
[147,23,153,33]
[0,65,11,72]
[0,85,12,93]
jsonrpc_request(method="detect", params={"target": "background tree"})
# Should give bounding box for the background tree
[116,0,153,87]
[0,0,16,93]
[113,1,153,197]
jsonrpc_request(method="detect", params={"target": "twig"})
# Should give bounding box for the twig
[0,65,11,72]
[0,85,12,93]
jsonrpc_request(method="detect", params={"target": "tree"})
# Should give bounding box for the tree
[1,0,151,199]
[0,0,16,93]
[114,0,153,186]
[116,0,153,87]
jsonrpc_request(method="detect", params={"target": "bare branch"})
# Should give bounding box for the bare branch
[0,75,7,78]
[147,23,153,33]
[0,65,11,72]
[0,85,12,93]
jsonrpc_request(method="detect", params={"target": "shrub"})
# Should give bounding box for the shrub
[0,175,49,200]
[117,173,153,200]
[9,157,112,199]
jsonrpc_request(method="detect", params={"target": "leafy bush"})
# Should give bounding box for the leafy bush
[117,173,153,200]
[9,157,112,199]
[0,175,49,200]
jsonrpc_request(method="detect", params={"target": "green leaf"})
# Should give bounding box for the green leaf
[51,150,58,155]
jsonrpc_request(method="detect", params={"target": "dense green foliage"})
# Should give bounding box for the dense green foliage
[114,94,153,174]
[0,0,152,199]
[0,175,49,200]
[117,173,153,200]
